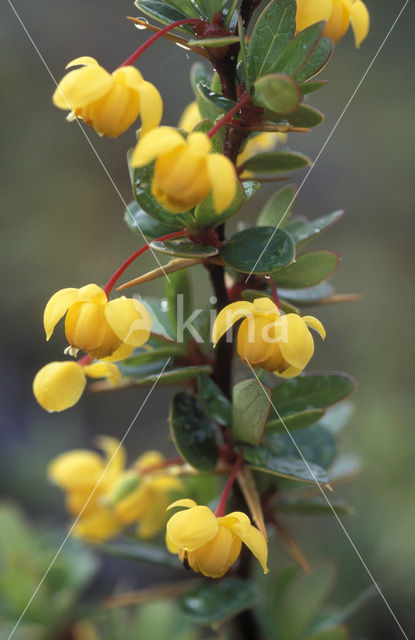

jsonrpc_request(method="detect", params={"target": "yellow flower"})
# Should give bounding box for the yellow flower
[33,360,120,412]
[131,127,238,213]
[178,101,286,178]
[166,499,268,578]
[52,56,162,137]
[296,0,369,47]
[212,297,325,378]
[44,283,151,360]
[48,439,183,542]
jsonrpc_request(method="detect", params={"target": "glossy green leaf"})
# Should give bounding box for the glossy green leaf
[249,0,296,80]
[266,408,325,434]
[170,391,219,471]
[97,538,181,569]
[285,210,344,246]
[134,0,195,31]
[243,444,329,484]
[278,281,334,304]
[241,151,311,175]
[270,373,356,414]
[282,103,324,128]
[275,22,325,76]
[276,496,352,516]
[195,180,260,229]
[180,578,258,625]
[124,200,182,238]
[221,226,295,274]
[318,401,354,435]
[232,379,271,445]
[242,289,299,315]
[257,184,297,227]
[296,37,333,82]
[254,74,301,115]
[198,374,231,426]
[123,345,183,367]
[165,269,192,338]
[191,62,211,94]
[150,240,218,258]
[192,0,223,20]
[299,80,328,95]
[188,36,240,47]
[266,423,337,469]
[196,81,235,121]
[273,251,339,287]
[132,364,213,386]
[273,563,335,640]
[142,297,176,340]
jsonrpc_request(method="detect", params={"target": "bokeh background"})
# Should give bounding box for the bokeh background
[1,0,414,638]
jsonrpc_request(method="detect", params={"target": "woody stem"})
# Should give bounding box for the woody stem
[207,94,251,139]
[103,230,188,298]
[119,19,202,67]
[214,447,244,517]
[270,276,282,312]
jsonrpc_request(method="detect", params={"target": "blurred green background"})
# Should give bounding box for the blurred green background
[1,0,414,638]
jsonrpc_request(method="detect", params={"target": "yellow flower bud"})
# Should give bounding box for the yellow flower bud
[53,57,163,137]
[212,297,326,378]
[296,0,369,47]
[131,127,238,213]
[166,499,268,578]
[178,100,202,132]
[43,283,151,360]
[33,360,121,412]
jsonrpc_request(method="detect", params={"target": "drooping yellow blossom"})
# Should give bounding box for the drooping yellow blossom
[178,101,286,178]
[44,283,151,360]
[48,439,184,542]
[131,127,238,213]
[212,297,325,378]
[52,57,162,137]
[33,360,120,412]
[166,499,268,578]
[296,0,369,47]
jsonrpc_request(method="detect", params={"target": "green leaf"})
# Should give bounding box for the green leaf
[179,578,258,625]
[273,563,335,640]
[249,0,296,80]
[150,240,218,258]
[123,345,183,367]
[296,37,333,82]
[221,226,295,274]
[198,375,231,426]
[279,282,334,304]
[311,585,377,633]
[241,151,311,175]
[134,0,195,31]
[232,379,271,445]
[124,200,182,238]
[243,444,329,484]
[318,401,354,435]
[131,364,213,385]
[273,250,339,287]
[266,423,337,469]
[276,496,352,516]
[170,391,219,471]
[191,118,222,152]
[257,184,297,228]
[270,373,356,414]
[195,180,260,229]
[306,628,348,640]
[96,538,182,569]
[281,103,324,128]
[285,210,344,246]
[188,36,240,47]
[274,22,325,76]
[254,74,301,115]
[165,269,192,338]
[196,81,235,121]
[299,80,328,95]
[266,408,325,434]
[191,62,211,95]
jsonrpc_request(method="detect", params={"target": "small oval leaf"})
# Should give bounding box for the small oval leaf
[254,74,301,115]
[273,250,339,287]
[232,379,271,445]
[150,241,218,258]
[180,578,259,625]
[221,226,295,274]
[241,151,311,175]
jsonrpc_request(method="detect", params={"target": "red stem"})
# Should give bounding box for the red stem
[215,447,244,517]
[119,19,202,67]
[103,230,188,298]
[270,277,282,313]
[207,94,251,139]
[78,354,92,366]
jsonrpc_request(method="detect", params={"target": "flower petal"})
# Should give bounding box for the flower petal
[112,65,144,87]
[345,0,369,47]
[167,505,219,551]
[73,508,121,542]
[136,450,165,472]
[212,301,254,346]
[66,56,99,69]
[278,314,314,369]
[104,297,151,347]
[84,362,121,385]
[178,101,201,132]
[43,288,79,340]
[101,342,135,362]
[253,297,280,316]
[324,0,349,42]
[295,0,333,32]
[137,80,163,136]
[206,153,237,213]
[189,525,241,578]
[167,498,197,511]
[166,532,180,553]
[303,315,326,340]
[96,435,125,481]
[48,448,104,490]
[77,284,107,304]
[53,64,112,110]
[131,127,185,168]
[33,361,86,412]
[237,317,277,365]
[223,513,269,574]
